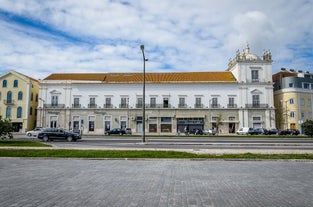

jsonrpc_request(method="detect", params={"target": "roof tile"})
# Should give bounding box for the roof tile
[44,72,236,83]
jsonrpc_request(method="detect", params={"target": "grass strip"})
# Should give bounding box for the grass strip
[0,140,51,147]
[0,149,313,159]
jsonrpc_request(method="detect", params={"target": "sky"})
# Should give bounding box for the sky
[0,0,313,80]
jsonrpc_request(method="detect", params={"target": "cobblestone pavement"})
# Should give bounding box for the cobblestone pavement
[0,158,313,207]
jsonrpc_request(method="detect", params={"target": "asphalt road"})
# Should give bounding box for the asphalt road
[18,134,313,154]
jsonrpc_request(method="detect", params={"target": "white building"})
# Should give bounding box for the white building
[38,45,275,135]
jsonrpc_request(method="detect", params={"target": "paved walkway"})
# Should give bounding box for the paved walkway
[1,158,313,207]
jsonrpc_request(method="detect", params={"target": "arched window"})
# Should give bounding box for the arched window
[17,107,22,118]
[18,91,23,100]
[13,80,18,87]
[30,107,33,115]
[2,80,7,87]
[7,91,12,104]
[6,106,11,118]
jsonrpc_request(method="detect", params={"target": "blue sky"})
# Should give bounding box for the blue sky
[0,0,313,79]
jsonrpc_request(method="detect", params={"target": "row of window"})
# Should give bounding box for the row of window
[2,79,19,88]
[0,91,38,103]
[283,98,312,106]
[50,95,261,109]
[4,106,37,119]
[289,82,313,89]
[289,111,313,119]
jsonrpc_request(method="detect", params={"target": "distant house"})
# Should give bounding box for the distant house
[38,45,275,135]
[0,70,39,132]
[273,69,313,132]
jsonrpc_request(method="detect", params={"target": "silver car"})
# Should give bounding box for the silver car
[26,127,44,137]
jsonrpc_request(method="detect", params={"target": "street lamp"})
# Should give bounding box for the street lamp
[140,45,148,143]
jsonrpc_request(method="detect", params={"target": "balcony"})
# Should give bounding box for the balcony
[210,104,221,109]
[119,104,129,109]
[3,99,15,105]
[72,104,81,108]
[245,104,269,108]
[194,104,204,108]
[88,104,97,108]
[103,104,113,109]
[178,104,187,108]
[146,104,172,109]
[227,104,237,108]
[136,104,143,108]
[44,104,65,108]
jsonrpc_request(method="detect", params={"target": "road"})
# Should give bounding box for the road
[18,134,313,154]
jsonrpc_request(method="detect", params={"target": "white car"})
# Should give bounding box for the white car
[26,127,44,137]
[203,129,217,135]
[236,127,252,135]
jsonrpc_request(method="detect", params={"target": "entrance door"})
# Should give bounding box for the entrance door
[229,123,235,133]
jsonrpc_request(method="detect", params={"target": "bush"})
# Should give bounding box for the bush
[302,120,313,137]
[0,116,14,139]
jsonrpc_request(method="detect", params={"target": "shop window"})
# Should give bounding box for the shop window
[149,117,157,133]
[161,117,172,132]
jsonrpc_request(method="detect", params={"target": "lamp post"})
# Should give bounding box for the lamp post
[140,45,147,143]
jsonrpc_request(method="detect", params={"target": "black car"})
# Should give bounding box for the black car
[37,128,81,142]
[190,128,203,135]
[248,128,268,135]
[268,128,279,135]
[105,128,126,135]
[279,129,300,136]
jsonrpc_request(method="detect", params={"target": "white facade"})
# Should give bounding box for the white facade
[37,45,275,135]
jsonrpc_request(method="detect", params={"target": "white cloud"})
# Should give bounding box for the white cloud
[0,0,313,79]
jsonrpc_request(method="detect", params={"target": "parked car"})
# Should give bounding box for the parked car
[268,128,280,135]
[125,128,132,135]
[203,128,217,135]
[279,129,300,136]
[190,128,203,135]
[236,127,252,135]
[105,128,126,135]
[26,127,44,137]
[249,128,269,135]
[37,128,81,142]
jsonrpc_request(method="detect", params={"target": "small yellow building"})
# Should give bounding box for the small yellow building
[273,69,313,132]
[0,70,39,132]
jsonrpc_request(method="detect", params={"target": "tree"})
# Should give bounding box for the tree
[0,116,14,139]
[302,120,313,137]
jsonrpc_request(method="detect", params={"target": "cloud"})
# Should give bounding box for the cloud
[0,0,313,79]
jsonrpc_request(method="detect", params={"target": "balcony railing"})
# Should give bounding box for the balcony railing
[194,104,204,108]
[44,104,65,108]
[136,104,143,108]
[245,104,269,108]
[178,104,187,108]
[119,104,129,108]
[210,104,221,108]
[3,99,15,105]
[103,104,113,108]
[88,104,97,108]
[72,104,81,108]
[227,104,237,108]
[146,104,172,109]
